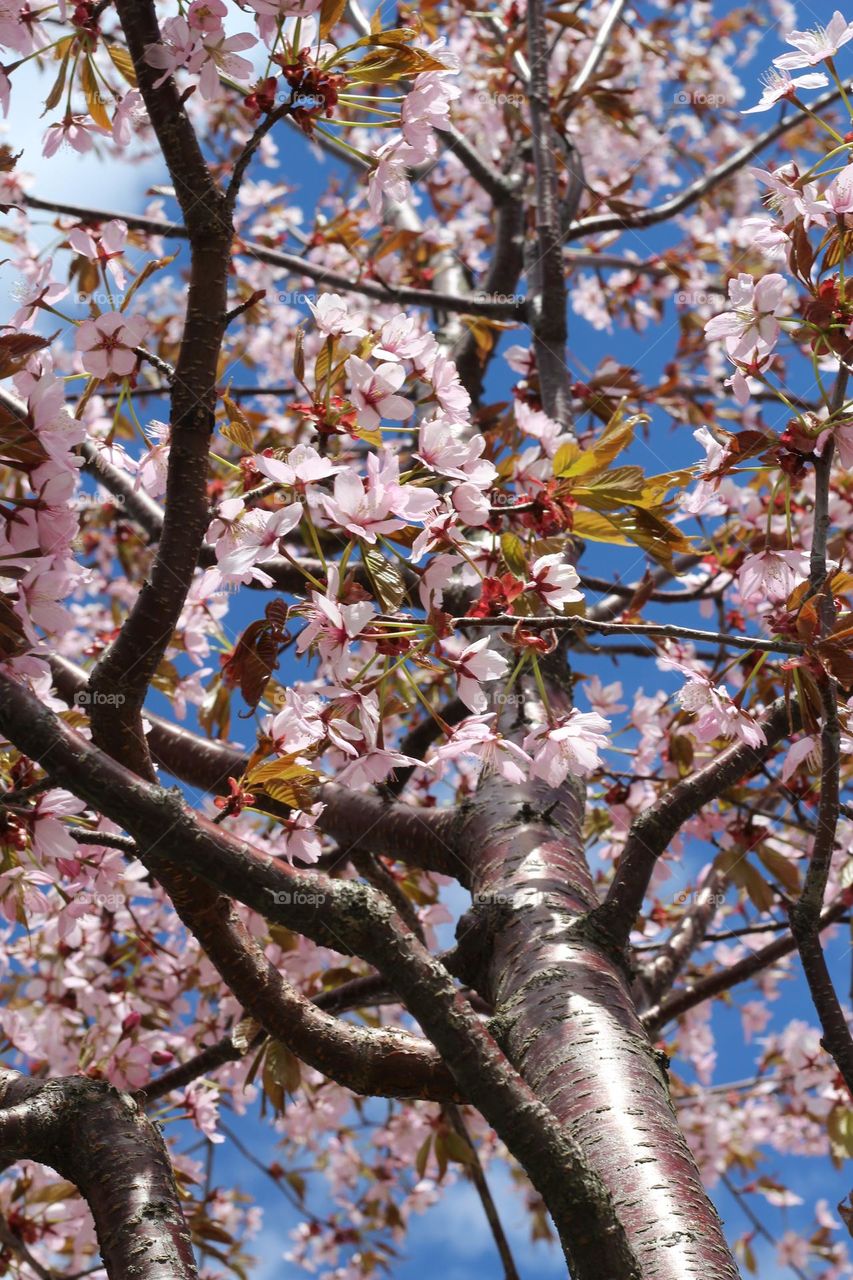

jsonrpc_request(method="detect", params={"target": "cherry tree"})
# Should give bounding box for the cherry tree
[1,0,853,1276]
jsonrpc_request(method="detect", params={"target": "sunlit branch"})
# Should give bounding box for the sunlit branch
[635,866,728,1007]
[21,195,525,320]
[566,80,853,241]
[457,614,802,655]
[788,369,853,1093]
[643,895,849,1034]
[596,696,801,948]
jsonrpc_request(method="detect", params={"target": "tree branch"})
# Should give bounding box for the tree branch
[50,656,464,879]
[457,613,802,655]
[87,0,233,772]
[525,0,572,426]
[0,670,640,1279]
[635,866,728,1008]
[21,195,525,321]
[644,896,849,1034]
[595,696,800,948]
[444,1103,521,1280]
[0,1069,198,1280]
[787,368,853,1093]
[566,81,852,241]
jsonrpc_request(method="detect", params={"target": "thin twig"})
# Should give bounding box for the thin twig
[444,1104,521,1280]
[455,613,802,655]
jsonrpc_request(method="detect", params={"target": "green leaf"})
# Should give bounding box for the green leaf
[415,1135,432,1179]
[244,755,320,809]
[361,542,407,611]
[82,58,110,131]
[757,847,801,895]
[42,38,73,116]
[500,531,528,578]
[319,0,348,38]
[106,43,138,86]
[442,1130,476,1166]
[221,393,255,453]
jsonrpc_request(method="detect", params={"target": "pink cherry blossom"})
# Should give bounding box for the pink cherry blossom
[268,689,326,753]
[109,1042,152,1092]
[781,735,819,783]
[183,1081,225,1143]
[135,421,171,500]
[523,711,611,784]
[825,164,853,216]
[678,676,767,749]
[425,352,471,419]
[30,789,87,862]
[401,73,460,156]
[42,114,103,157]
[773,12,853,69]
[347,357,413,430]
[449,637,509,712]
[308,293,367,338]
[112,89,147,147]
[215,501,303,583]
[144,17,204,84]
[255,444,339,487]
[751,163,828,228]
[451,482,490,527]
[319,470,403,543]
[197,30,257,99]
[336,744,423,789]
[419,552,460,610]
[416,420,495,487]
[704,273,788,361]
[10,259,68,330]
[373,315,433,362]
[75,311,147,379]
[187,0,227,34]
[367,141,413,219]
[527,554,584,608]
[278,802,325,864]
[584,676,627,716]
[737,549,809,602]
[429,714,532,783]
[742,68,828,113]
[297,581,375,678]
[67,220,128,289]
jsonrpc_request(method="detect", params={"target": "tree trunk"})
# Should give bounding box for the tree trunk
[457,671,740,1279]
